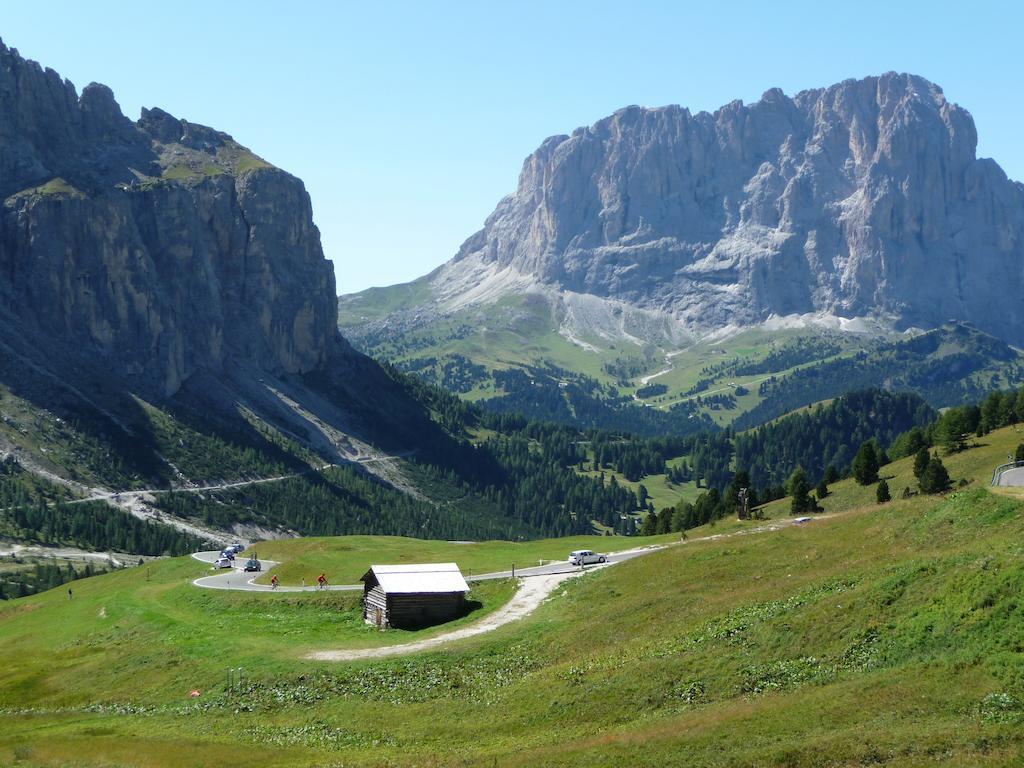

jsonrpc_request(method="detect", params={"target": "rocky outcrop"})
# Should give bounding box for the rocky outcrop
[0,40,337,396]
[445,73,1024,344]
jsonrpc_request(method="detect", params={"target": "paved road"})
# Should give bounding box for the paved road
[190,514,830,595]
[997,467,1024,486]
[191,517,830,661]
[191,543,664,592]
[192,552,362,592]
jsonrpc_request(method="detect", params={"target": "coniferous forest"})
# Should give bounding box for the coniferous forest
[6,357,1024,560]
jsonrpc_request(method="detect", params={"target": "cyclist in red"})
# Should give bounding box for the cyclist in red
[270,574,279,589]
[317,573,327,590]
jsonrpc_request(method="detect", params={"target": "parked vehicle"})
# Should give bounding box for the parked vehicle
[244,558,262,572]
[569,549,606,566]
[214,557,233,569]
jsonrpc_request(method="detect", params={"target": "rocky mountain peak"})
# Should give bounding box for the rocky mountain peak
[443,73,1023,345]
[0,41,338,395]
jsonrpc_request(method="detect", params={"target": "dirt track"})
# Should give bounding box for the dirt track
[304,512,845,662]
[306,570,583,661]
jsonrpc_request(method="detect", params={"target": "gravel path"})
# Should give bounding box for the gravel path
[306,569,585,661]
[302,512,842,662]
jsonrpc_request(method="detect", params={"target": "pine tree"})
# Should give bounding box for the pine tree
[815,479,829,499]
[789,467,811,515]
[656,508,673,535]
[981,392,1002,434]
[920,457,951,494]
[913,447,931,480]
[937,409,969,453]
[876,479,891,503]
[637,484,649,507]
[639,509,658,536]
[1016,443,1024,463]
[852,442,879,485]
[877,447,890,466]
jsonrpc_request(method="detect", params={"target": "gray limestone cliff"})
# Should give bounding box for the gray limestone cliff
[448,73,1024,344]
[0,40,337,396]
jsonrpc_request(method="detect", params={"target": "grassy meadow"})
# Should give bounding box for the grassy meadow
[247,531,679,586]
[3,426,1024,765]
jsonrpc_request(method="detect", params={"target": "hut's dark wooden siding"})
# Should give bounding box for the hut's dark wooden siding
[361,566,469,629]
[362,586,466,629]
[386,592,465,628]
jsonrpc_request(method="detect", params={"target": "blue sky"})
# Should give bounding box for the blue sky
[3,1,1021,294]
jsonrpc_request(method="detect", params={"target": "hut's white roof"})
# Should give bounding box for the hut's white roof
[363,563,470,594]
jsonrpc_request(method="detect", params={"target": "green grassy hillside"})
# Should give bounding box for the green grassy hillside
[3,427,1024,765]
[246,531,678,586]
[340,280,1024,436]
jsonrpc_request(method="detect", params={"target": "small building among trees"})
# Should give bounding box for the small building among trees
[360,563,471,630]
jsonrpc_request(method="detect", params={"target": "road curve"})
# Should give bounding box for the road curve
[997,466,1024,486]
[191,552,362,592]
[195,516,825,660]
[190,519,809,593]
[190,543,665,592]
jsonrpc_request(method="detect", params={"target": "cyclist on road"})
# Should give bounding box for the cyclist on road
[317,573,328,590]
[270,574,279,590]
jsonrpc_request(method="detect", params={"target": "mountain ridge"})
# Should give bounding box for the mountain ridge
[346,71,1024,349]
[0,38,337,397]
[339,72,1024,432]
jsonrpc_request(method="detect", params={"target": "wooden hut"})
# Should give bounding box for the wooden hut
[361,563,471,629]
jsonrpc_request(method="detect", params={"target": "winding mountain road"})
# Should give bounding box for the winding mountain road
[190,543,662,592]
[188,514,832,660]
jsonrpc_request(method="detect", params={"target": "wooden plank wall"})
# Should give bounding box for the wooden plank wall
[385,592,466,629]
[363,585,388,627]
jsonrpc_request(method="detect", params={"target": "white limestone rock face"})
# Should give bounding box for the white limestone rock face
[446,74,1024,344]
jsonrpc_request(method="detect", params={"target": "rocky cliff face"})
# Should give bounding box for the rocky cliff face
[444,73,1024,344]
[0,40,337,396]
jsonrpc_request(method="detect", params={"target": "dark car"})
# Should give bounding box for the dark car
[243,558,261,572]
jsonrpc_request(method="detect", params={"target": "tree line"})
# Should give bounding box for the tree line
[0,558,118,600]
[735,390,936,489]
[6,499,206,556]
[733,325,1022,430]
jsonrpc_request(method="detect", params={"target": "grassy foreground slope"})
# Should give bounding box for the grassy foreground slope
[3,430,1024,765]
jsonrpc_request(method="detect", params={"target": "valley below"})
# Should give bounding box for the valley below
[2,27,1024,768]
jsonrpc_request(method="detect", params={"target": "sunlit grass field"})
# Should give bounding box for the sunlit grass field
[3,426,1024,765]
[247,531,680,586]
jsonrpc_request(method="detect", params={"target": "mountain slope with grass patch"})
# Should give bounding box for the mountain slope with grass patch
[2,427,1024,765]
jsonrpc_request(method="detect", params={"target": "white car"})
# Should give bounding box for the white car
[214,556,234,569]
[569,549,606,566]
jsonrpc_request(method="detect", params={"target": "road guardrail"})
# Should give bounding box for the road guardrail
[991,460,1024,486]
